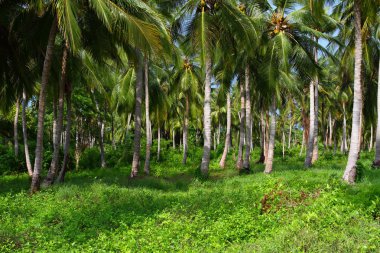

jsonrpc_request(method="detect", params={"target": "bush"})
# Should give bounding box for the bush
[78,148,101,170]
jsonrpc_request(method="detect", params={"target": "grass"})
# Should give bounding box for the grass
[0,148,379,252]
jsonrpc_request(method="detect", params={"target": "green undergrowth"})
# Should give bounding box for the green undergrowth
[0,149,379,252]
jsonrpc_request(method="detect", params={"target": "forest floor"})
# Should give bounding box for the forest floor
[0,149,380,252]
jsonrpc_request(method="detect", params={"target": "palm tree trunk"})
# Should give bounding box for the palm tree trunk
[288,123,292,149]
[312,45,319,163]
[92,92,106,168]
[243,66,251,170]
[300,131,305,156]
[219,91,231,168]
[14,99,19,158]
[305,78,315,167]
[144,57,151,175]
[375,57,380,165]
[264,112,269,163]
[44,42,68,186]
[200,55,212,176]
[182,94,189,164]
[31,17,58,194]
[264,99,276,173]
[125,113,132,142]
[257,109,266,163]
[236,78,245,170]
[157,126,161,161]
[173,129,175,149]
[343,0,363,183]
[369,124,373,151]
[131,51,143,177]
[342,103,347,153]
[22,89,32,176]
[100,119,106,168]
[75,119,80,170]
[57,81,72,183]
[328,112,333,147]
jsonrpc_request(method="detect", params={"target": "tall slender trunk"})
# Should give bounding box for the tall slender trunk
[173,129,175,149]
[14,99,19,157]
[57,81,72,183]
[312,39,319,162]
[131,49,143,177]
[343,0,363,183]
[288,123,292,149]
[182,94,189,164]
[258,109,266,163]
[243,66,251,170]
[342,103,347,153]
[328,112,333,147]
[264,99,276,173]
[236,78,245,169]
[375,57,380,165]
[100,119,105,168]
[125,113,132,141]
[219,91,231,168]
[44,42,68,186]
[264,112,269,163]
[144,57,151,175]
[92,92,106,168]
[75,119,80,170]
[31,17,58,194]
[300,131,305,156]
[22,90,32,176]
[305,78,315,167]
[369,124,373,151]
[200,55,212,176]
[157,126,161,161]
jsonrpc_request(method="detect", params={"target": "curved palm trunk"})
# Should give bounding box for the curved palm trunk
[343,0,363,183]
[200,56,212,176]
[44,42,68,186]
[31,18,58,194]
[304,78,315,167]
[14,99,19,158]
[57,82,72,183]
[144,58,151,174]
[312,43,319,163]
[182,94,189,164]
[374,56,380,165]
[243,66,251,170]
[236,78,245,170]
[22,89,32,176]
[131,50,144,178]
[264,99,276,173]
[219,91,231,168]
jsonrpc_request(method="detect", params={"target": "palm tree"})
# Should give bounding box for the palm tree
[43,41,69,186]
[174,0,256,176]
[342,0,376,183]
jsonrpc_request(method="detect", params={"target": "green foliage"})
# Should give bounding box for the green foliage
[0,145,22,175]
[0,150,379,252]
[78,148,100,170]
